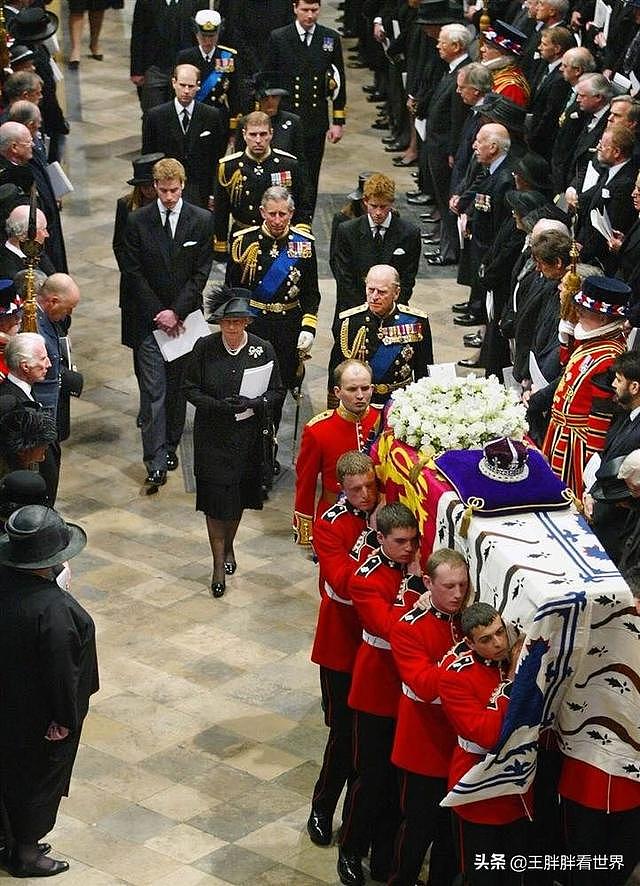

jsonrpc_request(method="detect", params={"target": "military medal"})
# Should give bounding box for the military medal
[287,241,311,258]
[271,170,292,188]
[323,36,334,51]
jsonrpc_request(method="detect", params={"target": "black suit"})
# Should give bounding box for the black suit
[332,213,421,317]
[0,242,54,280]
[590,412,640,564]
[142,101,223,209]
[578,161,638,270]
[615,217,640,300]
[265,22,346,210]
[526,65,570,160]
[123,199,214,473]
[29,155,68,273]
[550,99,583,194]
[424,57,471,262]
[567,110,610,194]
[0,378,59,504]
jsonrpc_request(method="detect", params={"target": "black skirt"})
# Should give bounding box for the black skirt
[196,477,264,520]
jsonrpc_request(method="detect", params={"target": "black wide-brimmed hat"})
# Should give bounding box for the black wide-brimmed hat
[253,71,289,99]
[347,171,373,201]
[505,189,549,218]
[206,285,255,323]
[0,505,86,569]
[416,0,464,25]
[9,8,59,44]
[514,152,553,192]
[10,44,35,67]
[479,93,527,132]
[127,153,165,186]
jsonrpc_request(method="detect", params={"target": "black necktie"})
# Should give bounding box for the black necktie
[181,108,190,133]
[373,225,383,249]
[163,209,173,241]
[302,30,311,47]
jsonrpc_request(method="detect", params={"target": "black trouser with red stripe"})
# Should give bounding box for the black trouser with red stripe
[340,710,400,880]
[311,667,355,821]
[388,771,457,886]
[455,814,529,885]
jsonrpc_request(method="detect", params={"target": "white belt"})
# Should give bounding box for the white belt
[362,629,391,650]
[324,581,353,606]
[458,736,490,755]
[401,683,441,704]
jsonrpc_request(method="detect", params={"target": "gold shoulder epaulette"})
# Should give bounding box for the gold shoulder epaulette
[220,151,243,162]
[339,304,367,320]
[218,44,237,54]
[274,148,297,159]
[398,303,430,319]
[232,225,259,237]
[290,225,315,240]
[306,409,333,428]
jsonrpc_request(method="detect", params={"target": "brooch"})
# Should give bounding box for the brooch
[248,345,264,358]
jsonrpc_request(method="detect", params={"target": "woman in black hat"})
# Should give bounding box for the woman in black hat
[0,407,58,487]
[183,286,285,598]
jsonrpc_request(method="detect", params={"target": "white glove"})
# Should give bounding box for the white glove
[297,331,315,352]
[558,318,575,344]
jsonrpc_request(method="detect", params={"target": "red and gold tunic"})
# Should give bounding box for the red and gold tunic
[542,331,626,496]
[292,403,381,545]
[491,64,530,107]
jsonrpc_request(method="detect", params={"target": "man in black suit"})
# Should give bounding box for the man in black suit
[526,27,573,159]
[0,205,55,279]
[130,0,209,112]
[584,351,640,564]
[0,121,67,273]
[0,332,59,503]
[142,64,222,211]
[564,73,612,194]
[421,21,472,267]
[122,158,214,492]
[549,46,595,194]
[175,10,240,140]
[265,0,346,212]
[332,173,421,321]
[575,125,637,271]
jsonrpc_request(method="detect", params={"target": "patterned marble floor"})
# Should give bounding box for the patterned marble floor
[0,4,471,884]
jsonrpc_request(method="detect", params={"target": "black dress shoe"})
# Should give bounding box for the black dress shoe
[464,334,484,348]
[453,313,483,326]
[10,855,69,878]
[452,301,470,313]
[392,156,417,167]
[224,560,237,576]
[366,92,387,102]
[420,212,441,223]
[307,809,332,845]
[144,470,167,493]
[362,84,377,93]
[411,171,418,178]
[422,235,440,245]
[211,579,226,598]
[427,254,457,266]
[407,194,432,206]
[166,451,179,471]
[337,848,364,886]
[384,142,409,153]
[347,61,367,68]
[458,358,483,368]
[381,135,397,145]
[371,120,389,130]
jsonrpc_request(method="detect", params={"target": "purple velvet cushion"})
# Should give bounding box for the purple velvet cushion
[435,448,572,516]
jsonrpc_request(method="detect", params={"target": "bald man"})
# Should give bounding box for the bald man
[141,63,223,209]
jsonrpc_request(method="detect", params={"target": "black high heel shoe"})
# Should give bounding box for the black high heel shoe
[210,579,226,598]
[224,560,237,576]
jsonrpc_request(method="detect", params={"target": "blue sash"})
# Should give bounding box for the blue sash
[197,68,224,103]
[251,232,305,310]
[369,311,417,380]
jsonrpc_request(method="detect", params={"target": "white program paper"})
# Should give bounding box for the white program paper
[428,362,457,382]
[590,205,613,242]
[529,351,548,390]
[414,117,426,140]
[47,161,74,199]
[583,453,601,493]
[581,161,600,193]
[236,360,274,421]
[153,309,211,361]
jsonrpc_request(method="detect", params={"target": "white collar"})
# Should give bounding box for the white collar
[449,53,468,73]
[606,159,630,183]
[488,153,507,174]
[368,212,392,232]
[5,240,24,258]
[200,46,216,60]
[547,58,562,73]
[295,21,316,38]
[630,406,640,422]
[174,98,195,117]
[7,372,33,399]
[157,198,183,217]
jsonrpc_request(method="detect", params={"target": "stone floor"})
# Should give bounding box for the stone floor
[0,5,471,884]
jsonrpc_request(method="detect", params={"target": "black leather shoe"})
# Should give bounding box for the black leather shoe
[144,470,167,493]
[384,142,409,153]
[166,451,179,471]
[422,234,440,244]
[371,120,390,130]
[307,809,332,845]
[458,358,483,368]
[347,61,367,68]
[366,92,387,102]
[452,301,470,313]
[224,560,237,576]
[362,84,377,93]
[407,193,432,205]
[337,848,364,886]
[392,156,417,167]
[427,254,457,266]
[464,334,484,348]
[381,135,397,144]
[453,314,482,326]
[10,855,69,878]
[211,579,226,598]
[421,212,441,223]
[411,171,419,178]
